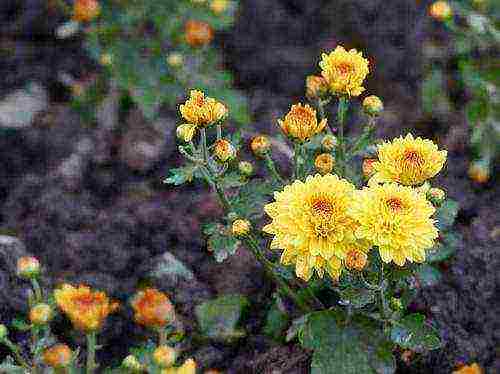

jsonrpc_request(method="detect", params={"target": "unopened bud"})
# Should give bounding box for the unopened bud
[153,345,177,368]
[176,124,197,143]
[100,53,113,66]
[232,219,251,237]
[0,324,8,340]
[250,135,271,157]
[210,0,230,14]
[167,52,184,68]
[238,161,254,177]
[306,75,328,100]
[468,161,489,184]
[390,297,403,311]
[429,1,453,21]
[17,256,41,279]
[345,250,368,271]
[362,158,377,178]
[321,134,337,152]
[362,95,383,116]
[72,0,101,22]
[122,355,143,371]
[185,20,214,47]
[427,188,446,206]
[314,153,335,175]
[29,303,53,325]
[214,139,236,163]
[43,344,73,369]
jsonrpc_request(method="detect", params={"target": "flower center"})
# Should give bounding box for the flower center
[386,197,403,211]
[402,150,424,167]
[291,107,314,124]
[74,294,97,310]
[337,63,352,76]
[311,198,334,218]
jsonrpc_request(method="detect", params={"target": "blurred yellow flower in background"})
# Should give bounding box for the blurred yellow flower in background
[43,344,73,369]
[319,46,370,97]
[429,1,453,21]
[263,174,369,281]
[278,103,327,142]
[179,90,227,127]
[185,20,214,47]
[306,75,328,100]
[54,284,119,332]
[371,134,447,186]
[161,358,197,374]
[72,0,101,22]
[349,183,438,266]
[452,363,483,374]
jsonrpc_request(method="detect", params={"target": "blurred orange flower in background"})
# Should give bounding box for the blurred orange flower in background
[131,288,175,329]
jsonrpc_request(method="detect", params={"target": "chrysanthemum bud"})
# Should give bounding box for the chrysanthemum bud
[43,344,73,369]
[122,355,143,372]
[153,346,177,368]
[306,75,328,100]
[390,297,403,311]
[278,104,327,142]
[250,135,271,157]
[0,324,8,340]
[468,162,489,184]
[72,0,101,22]
[176,124,197,143]
[345,250,368,271]
[321,134,338,152]
[131,288,175,329]
[214,139,236,163]
[238,161,254,177]
[362,158,377,178]
[362,95,384,116]
[185,20,214,47]
[427,188,446,206]
[314,153,335,175]
[167,52,184,68]
[429,1,453,21]
[100,53,113,66]
[17,256,41,279]
[232,219,251,237]
[210,0,230,14]
[29,303,53,325]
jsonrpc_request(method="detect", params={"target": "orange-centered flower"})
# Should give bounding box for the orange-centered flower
[131,288,175,329]
[54,284,119,332]
[278,104,327,142]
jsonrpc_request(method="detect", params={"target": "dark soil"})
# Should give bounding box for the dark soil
[0,0,498,373]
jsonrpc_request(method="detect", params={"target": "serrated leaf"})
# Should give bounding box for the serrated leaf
[195,294,249,342]
[390,314,441,351]
[230,179,276,219]
[263,296,290,342]
[203,223,240,262]
[163,165,199,185]
[426,232,460,263]
[219,172,247,189]
[338,287,376,309]
[435,199,459,231]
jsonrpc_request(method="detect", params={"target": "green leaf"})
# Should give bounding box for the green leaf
[302,311,395,374]
[163,165,199,185]
[337,287,376,309]
[219,171,247,189]
[435,199,459,231]
[426,232,460,263]
[195,294,249,342]
[230,179,276,219]
[263,295,290,342]
[203,223,241,262]
[390,314,441,351]
[0,362,25,374]
[414,264,442,287]
[11,317,31,331]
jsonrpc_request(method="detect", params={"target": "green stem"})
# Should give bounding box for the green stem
[378,263,389,326]
[336,97,349,176]
[158,328,168,346]
[264,153,285,185]
[86,332,97,374]
[200,128,209,163]
[318,98,334,134]
[216,124,222,140]
[245,235,311,313]
[31,279,43,303]
[3,339,30,370]
[293,142,304,180]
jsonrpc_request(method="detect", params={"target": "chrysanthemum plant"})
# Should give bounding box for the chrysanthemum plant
[0,258,195,373]
[424,0,499,183]
[166,46,460,373]
[56,0,249,123]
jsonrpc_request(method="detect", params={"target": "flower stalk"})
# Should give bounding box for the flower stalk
[264,153,285,185]
[86,332,97,374]
[336,97,349,176]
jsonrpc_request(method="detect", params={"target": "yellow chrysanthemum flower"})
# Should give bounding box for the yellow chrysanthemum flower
[319,46,370,97]
[370,133,447,186]
[179,90,227,127]
[349,183,438,266]
[54,284,119,332]
[263,174,369,281]
[161,358,196,374]
[452,363,483,374]
[278,103,328,142]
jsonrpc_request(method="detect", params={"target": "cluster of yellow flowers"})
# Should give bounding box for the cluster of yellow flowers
[263,134,447,280]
